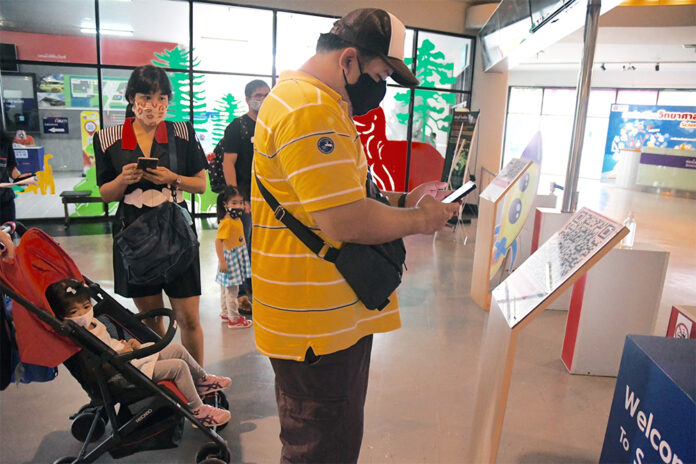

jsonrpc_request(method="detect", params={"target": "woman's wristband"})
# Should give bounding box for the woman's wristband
[397,192,407,208]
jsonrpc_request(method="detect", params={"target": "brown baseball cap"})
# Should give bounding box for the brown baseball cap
[329,8,419,88]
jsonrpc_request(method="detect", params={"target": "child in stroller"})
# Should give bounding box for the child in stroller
[46,278,232,428]
[1,225,234,463]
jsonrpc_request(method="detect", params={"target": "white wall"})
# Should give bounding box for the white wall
[219,0,468,35]
[509,68,696,89]
[470,44,510,185]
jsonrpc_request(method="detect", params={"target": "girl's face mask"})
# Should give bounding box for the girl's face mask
[65,308,94,328]
[132,93,169,127]
[226,207,244,219]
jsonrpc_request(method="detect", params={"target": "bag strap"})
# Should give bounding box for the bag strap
[165,122,179,200]
[254,174,340,263]
[166,121,177,175]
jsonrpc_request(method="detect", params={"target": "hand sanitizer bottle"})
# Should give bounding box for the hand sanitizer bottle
[621,211,636,248]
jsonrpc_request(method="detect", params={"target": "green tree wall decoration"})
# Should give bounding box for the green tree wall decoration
[211,93,244,145]
[152,46,192,123]
[395,39,457,142]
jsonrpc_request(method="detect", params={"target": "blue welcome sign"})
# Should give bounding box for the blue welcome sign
[600,335,695,464]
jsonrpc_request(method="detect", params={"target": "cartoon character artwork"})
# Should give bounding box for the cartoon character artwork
[19,154,55,196]
[489,132,542,282]
[354,107,444,192]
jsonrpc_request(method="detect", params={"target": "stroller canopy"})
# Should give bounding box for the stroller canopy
[0,228,81,367]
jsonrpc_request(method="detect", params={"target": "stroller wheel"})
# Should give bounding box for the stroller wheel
[71,408,106,443]
[52,457,77,464]
[195,442,230,464]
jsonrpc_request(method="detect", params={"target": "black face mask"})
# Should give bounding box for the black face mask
[344,59,387,116]
[226,207,244,219]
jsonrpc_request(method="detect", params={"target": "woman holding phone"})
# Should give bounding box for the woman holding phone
[94,65,209,364]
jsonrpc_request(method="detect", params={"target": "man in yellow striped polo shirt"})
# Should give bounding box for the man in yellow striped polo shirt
[252,8,460,463]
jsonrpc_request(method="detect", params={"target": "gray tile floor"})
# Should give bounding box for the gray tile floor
[1,183,694,463]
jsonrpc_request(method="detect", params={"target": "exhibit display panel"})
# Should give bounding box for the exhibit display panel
[599,335,695,464]
[471,132,542,310]
[470,157,532,309]
[602,104,696,194]
[468,207,627,463]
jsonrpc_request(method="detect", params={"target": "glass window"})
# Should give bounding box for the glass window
[503,114,541,167]
[101,67,190,126]
[276,12,337,74]
[192,74,271,153]
[542,88,577,115]
[657,90,696,106]
[580,117,610,180]
[193,4,273,74]
[415,31,473,91]
[539,114,573,177]
[587,89,616,117]
[6,64,103,218]
[616,89,657,105]
[99,0,189,68]
[508,87,543,114]
[0,0,97,64]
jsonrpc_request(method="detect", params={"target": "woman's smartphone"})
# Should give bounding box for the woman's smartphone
[441,181,476,203]
[137,157,158,170]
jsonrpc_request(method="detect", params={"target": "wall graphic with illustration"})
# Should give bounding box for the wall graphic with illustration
[602,104,696,182]
[356,38,461,192]
[354,107,444,192]
[490,132,542,281]
[394,39,457,144]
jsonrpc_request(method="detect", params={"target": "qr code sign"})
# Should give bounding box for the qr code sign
[555,209,619,276]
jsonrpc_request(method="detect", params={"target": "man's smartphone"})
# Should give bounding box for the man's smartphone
[137,157,158,170]
[441,181,476,204]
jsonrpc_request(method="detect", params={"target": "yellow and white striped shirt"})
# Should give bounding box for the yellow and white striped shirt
[251,70,401,361]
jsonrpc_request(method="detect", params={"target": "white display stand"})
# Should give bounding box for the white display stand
[531,207,574,310]
[561,243,669,376]
[615,149,641,189]
[512,194,557,269]
[468,208,627,463]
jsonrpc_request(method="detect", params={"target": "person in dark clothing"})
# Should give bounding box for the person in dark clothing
[221,79,270,314]
[94,65,208,364]
[0,127,25,224]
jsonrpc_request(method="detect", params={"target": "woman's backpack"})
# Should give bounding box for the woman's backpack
[207,140,226,194]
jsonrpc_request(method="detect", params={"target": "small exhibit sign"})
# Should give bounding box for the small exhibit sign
[42,116,69,134]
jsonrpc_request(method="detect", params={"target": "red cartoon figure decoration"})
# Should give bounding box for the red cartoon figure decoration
[354,107,444,192]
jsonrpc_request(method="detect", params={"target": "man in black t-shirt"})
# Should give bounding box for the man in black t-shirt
[221,79,270,313]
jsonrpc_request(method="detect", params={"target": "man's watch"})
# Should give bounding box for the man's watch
[397,192,408,208]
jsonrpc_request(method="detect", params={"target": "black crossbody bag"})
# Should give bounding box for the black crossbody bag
[255,174,406,311]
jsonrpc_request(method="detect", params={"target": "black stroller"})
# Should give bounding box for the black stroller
[0,224,231,463]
